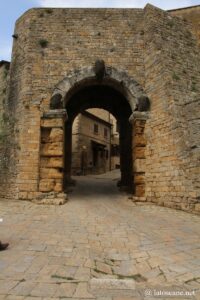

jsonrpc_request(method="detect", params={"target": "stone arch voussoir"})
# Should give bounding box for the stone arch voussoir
[50,65,149,113]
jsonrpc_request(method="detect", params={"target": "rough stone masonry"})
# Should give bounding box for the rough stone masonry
[0,4,199,213]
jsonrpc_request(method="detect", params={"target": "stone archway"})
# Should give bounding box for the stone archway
[63,82,133,190]
[39,63,150,200]
[51,65,148,112]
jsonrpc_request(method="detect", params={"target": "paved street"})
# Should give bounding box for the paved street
[0,171,200,299]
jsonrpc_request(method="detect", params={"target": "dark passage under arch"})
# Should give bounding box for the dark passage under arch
[64,82,133,191]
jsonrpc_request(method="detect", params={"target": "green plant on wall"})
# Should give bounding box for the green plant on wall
[191,82,197,92]
[172,72,180,81]
[0,113,18,171]
[3,69,8,79]
[0,114,9,169]
[0,129,7,142]
[39,39,48,48]
[167,19,175,28]
[0,114,8,142]
[46,8,53,14]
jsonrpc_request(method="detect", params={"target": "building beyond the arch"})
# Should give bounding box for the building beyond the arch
[0,4,199,213]
[71,109,119,176]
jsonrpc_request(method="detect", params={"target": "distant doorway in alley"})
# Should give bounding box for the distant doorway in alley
[71,108,120,176]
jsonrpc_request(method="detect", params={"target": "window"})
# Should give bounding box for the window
[104,128,108,138]
[111,145,120,156]
[116,122,119,133]
[94,124,98,134]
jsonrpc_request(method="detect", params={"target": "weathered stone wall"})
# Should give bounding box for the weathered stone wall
[0,63,9,128]
[144,5,200,212]
[169,6,200,44]
[0,62,15,200]
[2,5,200,212]
[8,12,44,200]
[10,7,144,200]
[0,63,9,194]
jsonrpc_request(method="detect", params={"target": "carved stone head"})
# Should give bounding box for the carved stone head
[50,93,63,109]
[94,59,106,80]
[136,95,150,112]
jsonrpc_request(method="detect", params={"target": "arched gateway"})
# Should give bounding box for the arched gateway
[1,5,199,212]
[39,64,150,202]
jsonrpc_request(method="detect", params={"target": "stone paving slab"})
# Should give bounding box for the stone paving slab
[0,173,200,299]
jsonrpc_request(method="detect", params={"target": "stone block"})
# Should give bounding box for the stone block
[18,192,28,200]
[41,142,63,156]
[54,180,63,192]
[132,196,147,202]
[134,159,146,172]
[135,185,145,197]
[39,179,55,192]
[134,173,145,184]
[41,157,63,168]
[73,282,94,299]
[96,261,113,275]
[27,192,41,199]
[195,203,200,212]
[40,168,63,179]
[90,278,135,290]
[18,182,38,192]
[50,128,63,142]
[41,128,51,143]
[189,191,197,198]
[180,203,190,211]
[42,128,64,143]
[133,134,146,146]
[134,147,145,158]
[134,125,145,135]
[33,197,67,205]
[41,118,63,128]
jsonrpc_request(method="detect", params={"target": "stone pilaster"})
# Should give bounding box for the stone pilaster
[129,112,149,200]
[36,109,68,204]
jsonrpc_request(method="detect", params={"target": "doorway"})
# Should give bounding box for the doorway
[63,82,133,192]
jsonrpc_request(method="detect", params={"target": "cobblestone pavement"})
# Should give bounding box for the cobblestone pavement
[0,171,200,300]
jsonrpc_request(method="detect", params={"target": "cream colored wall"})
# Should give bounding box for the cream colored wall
[87,108,110,122]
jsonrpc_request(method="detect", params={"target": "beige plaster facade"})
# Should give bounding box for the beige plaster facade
[72,109,119,175]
